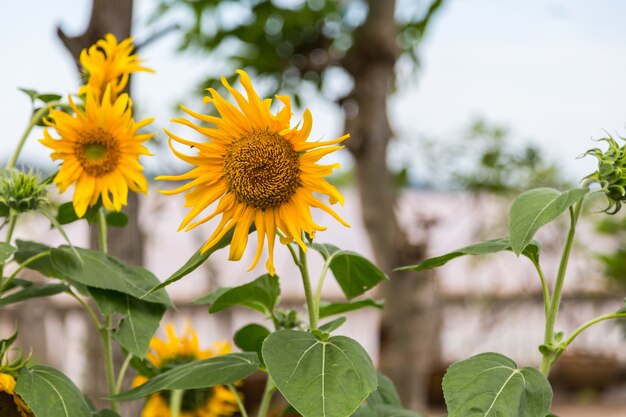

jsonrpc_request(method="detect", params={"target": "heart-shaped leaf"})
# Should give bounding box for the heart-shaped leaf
[443,352,552,417]
[263,330,377,417]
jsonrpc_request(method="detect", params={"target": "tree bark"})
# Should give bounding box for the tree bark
[343,0,442,409]
[57,0,144,411]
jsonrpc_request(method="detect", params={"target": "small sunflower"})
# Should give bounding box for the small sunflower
[78,33,154,102]
[40,85,154,217]
[134,324,240,417]
[0,372,34,417]
[158,70,349,275]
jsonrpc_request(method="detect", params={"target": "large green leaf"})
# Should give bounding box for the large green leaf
[50,246,170,306]
[13,240,64,279]
[319,298,384,319]
[195,274,280,316]
[89,288,166,357]
[0,242,16,264]
[147,228,236,294]
[353,405,425,417]
[0,283,69,307]
[15,365,92,417]
[509,187,587,256]
[397,238,541,271]
[310,243,387,299]
[366,374,402,407]
[263,330,377,417]
[113,352,259,401]
[443,352,552,417]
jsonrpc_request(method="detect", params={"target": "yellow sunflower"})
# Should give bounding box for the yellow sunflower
[78,33,154,102]
[158,70,349,275]
[0,372,34,417]
[40,85,154,217]
[134,324,240,417]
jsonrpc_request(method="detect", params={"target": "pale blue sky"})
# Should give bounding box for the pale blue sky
[1,0,625,180]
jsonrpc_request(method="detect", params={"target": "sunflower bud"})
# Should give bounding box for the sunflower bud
[0,169,48,216]
[584,135,626,214]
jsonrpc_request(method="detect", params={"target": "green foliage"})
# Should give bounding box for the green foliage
[263,329,377,417]
[0,168,49,214]
[234,323,271,365]
[194,274,280,316]
[310,243,388,299]
[442,353,552,417]
[397,238,541,271]
[0,283,69,307]
[583,134,626,214]
[352,373,425,417]
[509,187,587,256]
[113,353,259,401]
[16,365,93,417]
[319,298,384,319]
[14,240,63,279]
[318,317,346,333]
[0,242,16,265]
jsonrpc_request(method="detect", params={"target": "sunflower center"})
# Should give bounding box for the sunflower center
[75,128,121,177]
[224,130,300,210]
[0,392,22,417]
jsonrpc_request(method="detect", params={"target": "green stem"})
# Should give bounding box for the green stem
[0,250,51,292]
[4,211,17,245]
[170,389,184,417]
[533,261,550,318]
[68,288,102,332]
[315,261,332,322]
[115,353,133,394]
[7,101,62,169]
[228,384,248,417]
[257,377,276,417]
[97,207,108,254]
[102,316,119,413]
[297,245,318,331]
[564,312,626,348]
[540,199,584,375]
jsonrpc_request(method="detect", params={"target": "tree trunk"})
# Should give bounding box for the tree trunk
[343,0,442,409]
[57,0,144,412]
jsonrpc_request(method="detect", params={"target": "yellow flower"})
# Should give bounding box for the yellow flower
[78,33,154,102]
[0,372,34,417]
[158,70,349,275]
[134,324,240,417]
[40,85,153,218]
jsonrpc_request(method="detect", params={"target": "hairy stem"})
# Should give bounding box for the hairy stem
[297,245,317,330]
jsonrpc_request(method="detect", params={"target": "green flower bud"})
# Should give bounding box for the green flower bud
[0,168,49,216]
[584,135,626,214]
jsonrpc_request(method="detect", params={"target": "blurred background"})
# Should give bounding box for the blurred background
[1,0,626,416]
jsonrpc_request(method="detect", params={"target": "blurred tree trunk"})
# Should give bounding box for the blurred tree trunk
[57,0,144,412]
[343,0,442,409]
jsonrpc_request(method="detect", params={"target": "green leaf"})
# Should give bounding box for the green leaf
[396,238,541,271]
[319,298,384,319]
[113,352,259,401]
[50,246,171,306]
[234,323,270,364]
[89,288,166,357]
[310,244,388,299]
[37,94,62,103]
[15,365,92,417]
[106,212,128,227]
[195,274,280,316]
[148,228,236,293]
[18,87,39,103]
[263,330,377,417]
[0,283,69,307]
[509,187,587,256]
[13,240,62,279]
[353,405,425,417]
[56,202,80,225]
[319,317,347,333]
[366,374,402,407]
[0,242,16,264]
[443,352,552,417]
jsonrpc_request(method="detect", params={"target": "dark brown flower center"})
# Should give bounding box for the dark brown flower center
[75,128,121,177]
[224,130,300,210]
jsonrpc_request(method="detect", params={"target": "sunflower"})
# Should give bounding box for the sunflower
[158,70,349,275]
[78,33,154,102]
[133,324,240,417]
[0,372,34,417]
[40,85,153,217]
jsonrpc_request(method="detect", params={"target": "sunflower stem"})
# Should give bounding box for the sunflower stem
[102,315,119,413]
[257,376,276,417]
[0,211,18,282]
[170,389,184,417]
[7,101,62,169]
[97,207,108,253]
[115,353,133,394]
[228,383,248,417]
[0,250,51,292]
[296,245,318,331]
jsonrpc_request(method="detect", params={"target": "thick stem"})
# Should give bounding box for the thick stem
[297,245,318,331]
[228,384,248,417]
[97,207,108,254]
[169,389,184,417]
[5,211,18,245]
[101,316,119,413]
[7,101,63,169]
[256,377,276,417]
[540,199,583,375]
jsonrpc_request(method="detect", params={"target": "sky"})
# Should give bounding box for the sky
[1,0,625,182]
